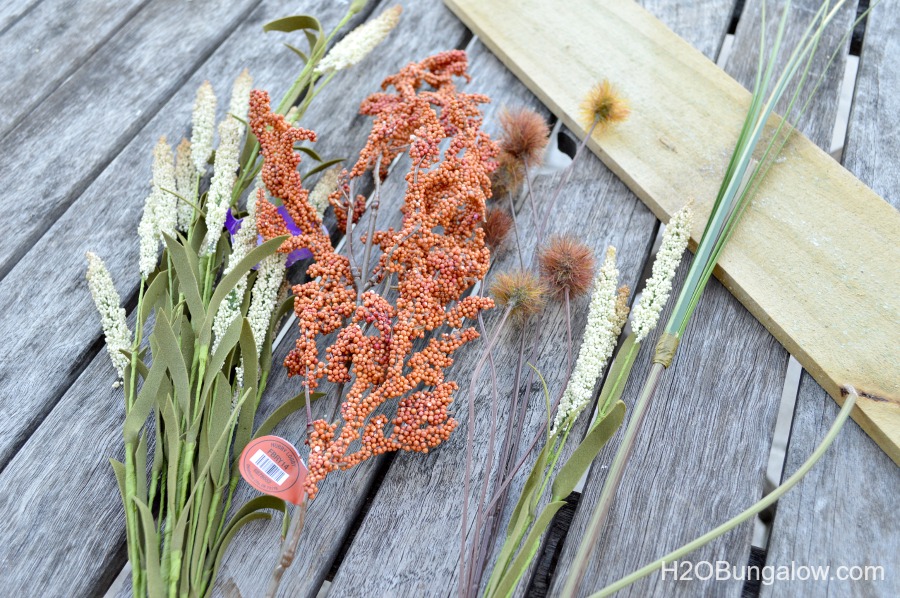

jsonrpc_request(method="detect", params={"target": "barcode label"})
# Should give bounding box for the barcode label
[250,449,289,485]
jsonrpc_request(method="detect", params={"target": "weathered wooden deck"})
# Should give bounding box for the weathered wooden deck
[0,0,895,597]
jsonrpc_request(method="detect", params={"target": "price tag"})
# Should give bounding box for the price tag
[238,435,307,505]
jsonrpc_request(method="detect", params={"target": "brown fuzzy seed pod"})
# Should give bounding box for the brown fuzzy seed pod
[490,269,548,324]
[498,107,549,168]
[490,151,526,198]
[482,207,513,252]
[539,235,596,300]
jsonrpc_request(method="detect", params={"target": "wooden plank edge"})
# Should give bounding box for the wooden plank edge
[442,0,900,465]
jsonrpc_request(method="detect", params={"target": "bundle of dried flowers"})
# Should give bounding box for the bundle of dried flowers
[251,50,498,499]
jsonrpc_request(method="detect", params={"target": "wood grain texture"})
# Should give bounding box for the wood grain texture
[761,374,900,598]
[324,37,658,596]
[444,0,900,463]
[0,0,260,282]
[0,0,42,34]
[213,19,560,598]
[0,0,378,594]
[763,3,900,596]
[547,1,857,596]
[0,0,263,471]
[0,0,149,138]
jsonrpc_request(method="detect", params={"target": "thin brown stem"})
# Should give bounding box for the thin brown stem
[564,288,573,377]
[539,117,600,232]
[459,306,512,598]
[522,163,543,246]
[465,310,502,597]
[357,156,383,307]
[266,495,309,598]
[506,191,524,269]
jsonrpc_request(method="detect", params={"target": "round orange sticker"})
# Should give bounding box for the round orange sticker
[238,435,308,505]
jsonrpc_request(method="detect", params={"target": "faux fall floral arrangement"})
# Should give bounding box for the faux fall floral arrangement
[86,1,867,597]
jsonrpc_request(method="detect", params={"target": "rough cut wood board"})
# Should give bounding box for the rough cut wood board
[444,0,900,464]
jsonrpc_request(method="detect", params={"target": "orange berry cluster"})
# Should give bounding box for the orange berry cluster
[252,51,497,499]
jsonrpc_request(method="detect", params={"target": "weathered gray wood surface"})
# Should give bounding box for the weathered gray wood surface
[0,0,149,137]
[0,0,375,595]
[0,0,895,597]
[762,2,900,595]
[0,0,42,34]
[548,0,859,596]
[214,8,554,596]
[0,0,264,471]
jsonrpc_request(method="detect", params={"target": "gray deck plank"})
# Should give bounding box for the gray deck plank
[212,9,549,598]
[0,0,262,283]
[762,3,900,596]
[0,0,149,138]
[547,0,856,596]
[0,0,42,35]
[324,41,658,598]
[326,1,739,595]
[0,0,264,470]
[0,0,381,594]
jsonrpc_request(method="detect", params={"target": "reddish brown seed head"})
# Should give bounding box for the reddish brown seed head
[498,107,549,168]
[490,269,548,324]
[538,235,596,300]
[490,151,526,198]
[482,207,513,252]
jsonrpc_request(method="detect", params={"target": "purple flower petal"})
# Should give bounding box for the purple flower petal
[286,247,313,267]
[225,209,242,235]
[277,206,303,236]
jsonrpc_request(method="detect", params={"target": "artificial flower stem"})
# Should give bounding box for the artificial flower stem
[357,157,383,307]
[465,310,502,597]
[267,495,310,598]
[506,191,524,269]
[561,361,665,598]
[587,387,858,597]
[459,306,512,598]
[522,162,543,245]
[540,116,599,232]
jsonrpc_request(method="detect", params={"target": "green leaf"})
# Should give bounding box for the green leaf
[123,352,168,444]
[493,501,567,598]
[120,350,150,381]
[163,233,204,325]
[221,496,287,540]
[207,372,234,471]
[260,295,295,382]
[110,458,127,505]
[161,396,182,529]
[595,335,638,419]
[303,158,344,179]
[202,512,271,598]
[487,438,556,596]
[304,29,323,55]
[200,236,287,349]
[232,321,260,456]
[284,43,308,63]
[156,312,192,417]
[201,316,243,402]
[132,497,166,598]
[506,439,552,537]
[252,391,323,440]
[135,431,148,503]
[140,268,170,325]
[263,15,323,34]
[551,401,625,502]
[295,146,323,162]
